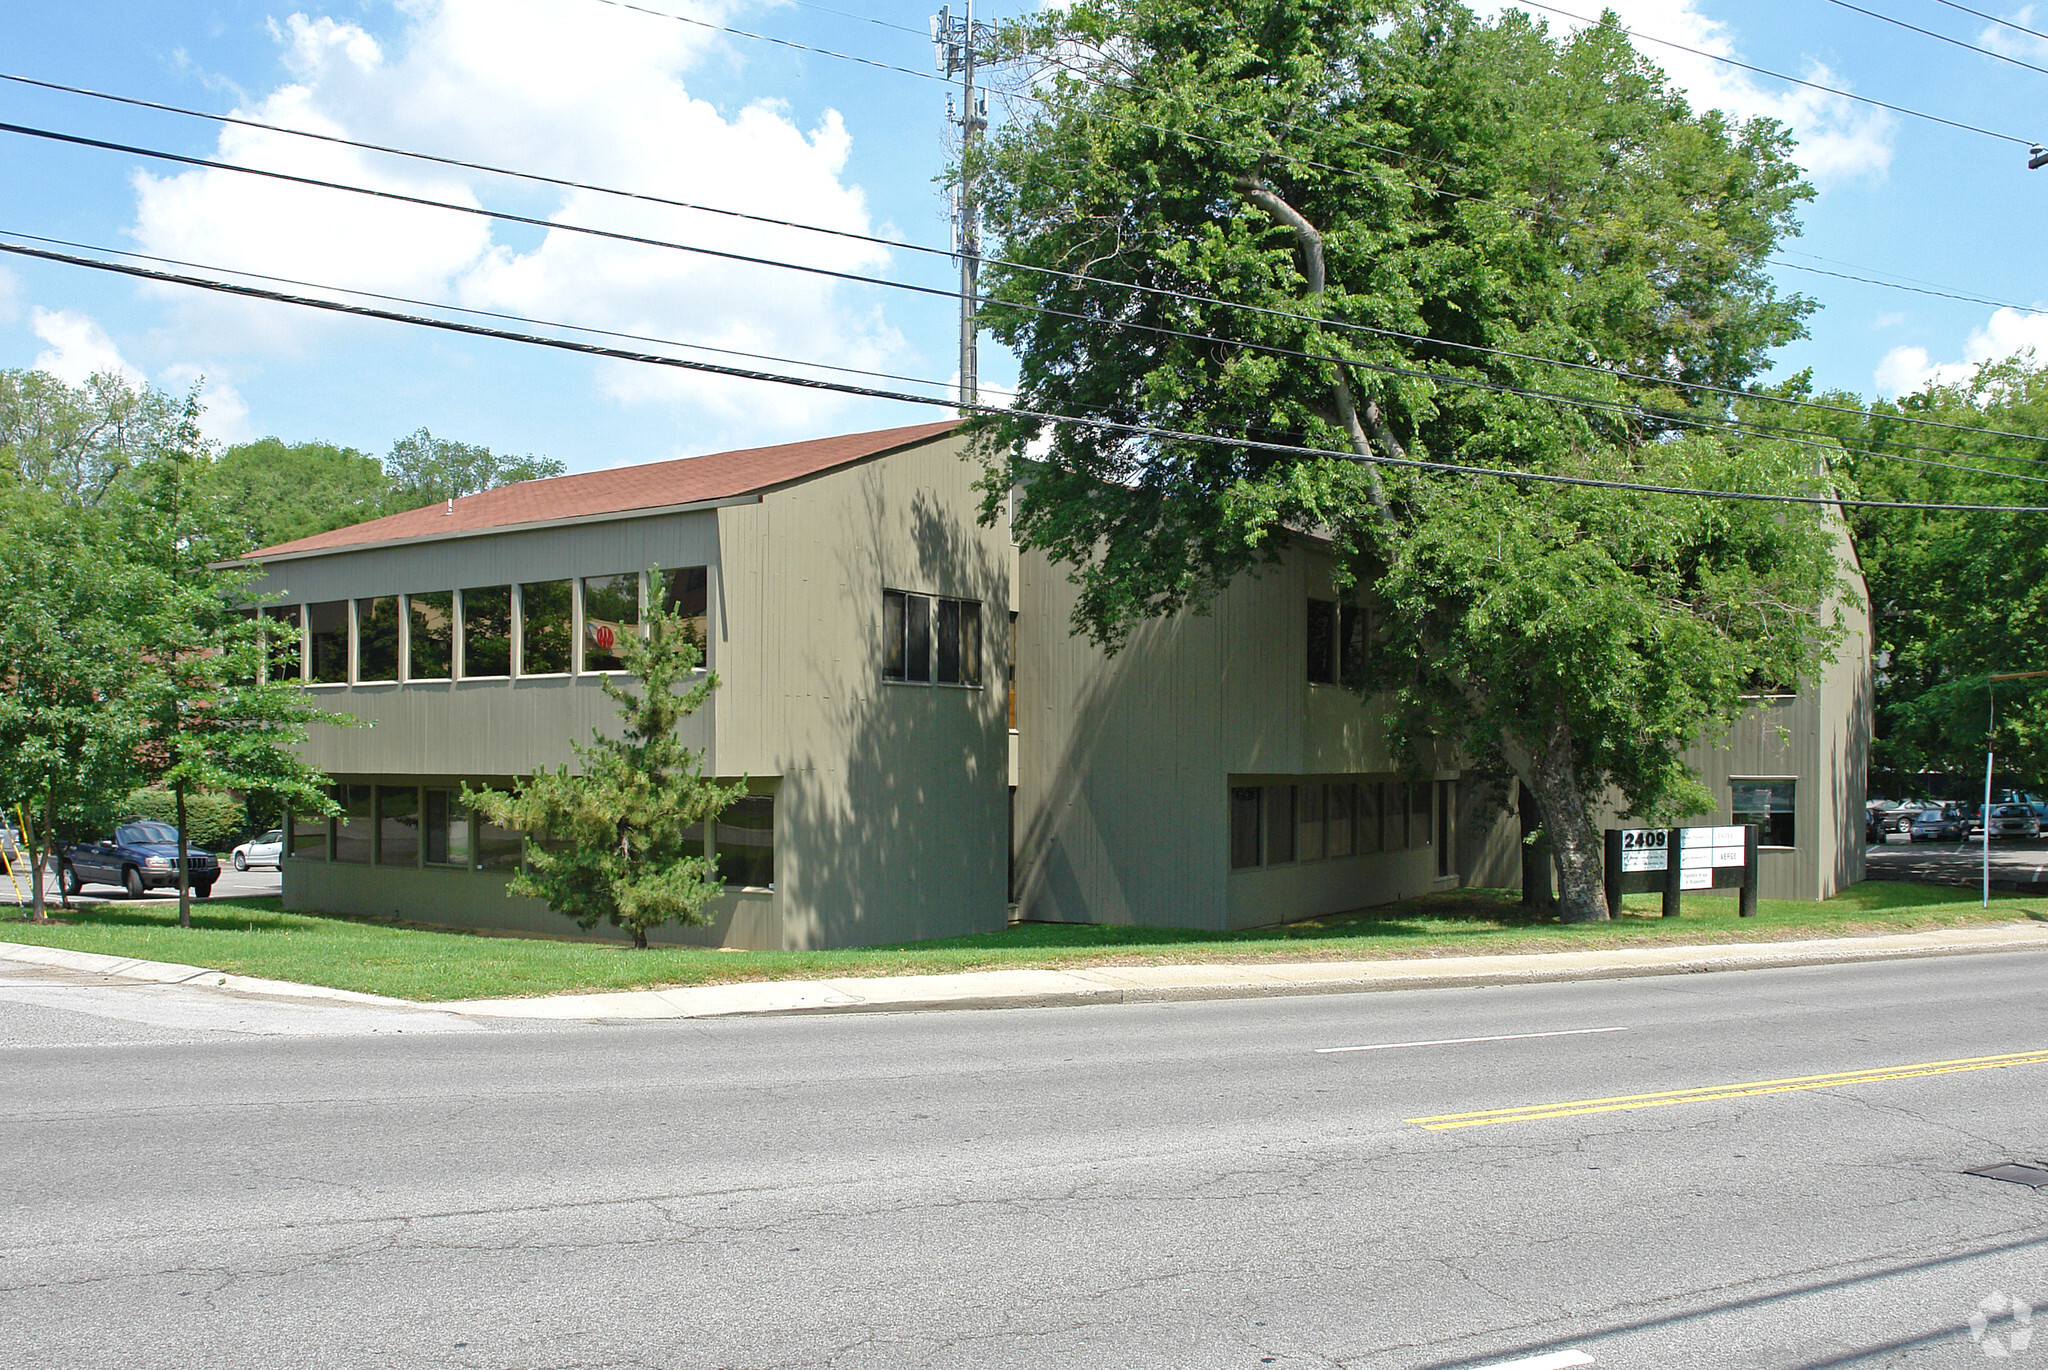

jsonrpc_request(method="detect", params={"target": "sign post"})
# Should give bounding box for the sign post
[1604,824,1759,917]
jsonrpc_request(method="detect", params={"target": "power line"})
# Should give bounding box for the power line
[1926,0,2048,44]
[1769,257,2048,315]
[7,87,2042,456]
[0,228,976,399]
[1511,0,2038,145]
[14,114,2044,477]
[9,236,2047,515]
[1821,0,2048,79]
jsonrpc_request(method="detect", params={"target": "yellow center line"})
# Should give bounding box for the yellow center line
[1404,1048,2048,1130]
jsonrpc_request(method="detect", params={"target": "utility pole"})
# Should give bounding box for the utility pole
[932,1,992,411]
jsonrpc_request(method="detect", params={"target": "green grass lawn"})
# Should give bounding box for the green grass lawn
[0,881,2040,1003]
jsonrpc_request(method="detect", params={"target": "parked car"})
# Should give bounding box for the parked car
[55,819,219,899]
[229,829,284,871]
[1879,806,1919,840]
[1985,804,2041,840]
[1909,808,1968,842]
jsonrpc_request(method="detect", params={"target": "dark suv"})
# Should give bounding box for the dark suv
[57,819,219,900]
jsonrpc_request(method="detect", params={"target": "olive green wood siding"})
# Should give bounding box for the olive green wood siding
[1015,543,1439,931]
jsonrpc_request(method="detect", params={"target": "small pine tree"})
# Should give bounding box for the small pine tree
[467,573,742,949]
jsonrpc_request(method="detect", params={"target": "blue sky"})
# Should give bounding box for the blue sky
[1,0,2045,473]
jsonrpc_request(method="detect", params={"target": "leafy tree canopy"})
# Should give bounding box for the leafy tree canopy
[1824,354,2048,787]
[971,0,1849,919]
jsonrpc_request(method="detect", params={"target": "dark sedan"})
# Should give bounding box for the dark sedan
[56,820,219,899]
[1908,808,1968,842]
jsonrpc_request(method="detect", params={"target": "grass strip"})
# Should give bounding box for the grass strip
[1,880,2040,1003]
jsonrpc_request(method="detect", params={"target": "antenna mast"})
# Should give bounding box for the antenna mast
[932,1,992,411]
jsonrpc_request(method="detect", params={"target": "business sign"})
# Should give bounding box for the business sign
[1604,823,1760,916]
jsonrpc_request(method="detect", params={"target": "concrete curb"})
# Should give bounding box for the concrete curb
[443,922,2048,1021]
[4,922,2044,1023]
[0,940,423,1009]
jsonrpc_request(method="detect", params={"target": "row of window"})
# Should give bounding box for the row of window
[259,568,710,685]
[882,590,984,687]
[288,782,776,888]
[1231,778,1437,871]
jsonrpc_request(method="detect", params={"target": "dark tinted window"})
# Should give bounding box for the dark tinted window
[717,794,775,888]
[1230,787,1262,869]
[408,592,453,680]
[1306,600,1336,683]
[377,786,419,866]
[460,586,512,677]
[905,594,932,683]
[960,602,982,686]
[882,591,906,680]
[1266,784,1296,864]
[308,601,348,684]
[334,784,373,863]
[582,573,639,672]
[936,598,962,684]
[423,789,469,867]
[117,823,178,846]
[520,580,572,674]
[1340,604,1367,684]
[357,597,400,682]
[264,604,303,683]
[661,566,709,654]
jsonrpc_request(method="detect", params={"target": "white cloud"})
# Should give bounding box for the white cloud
[1493,0,1896,184]
[129,0,911,436]
[159,363,256,444]
[1873,306,2048,395]
[1869,310,1909,330]
[1974,6,2048,60]
[30,308,145,387]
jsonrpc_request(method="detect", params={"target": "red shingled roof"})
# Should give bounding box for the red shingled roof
[245,420,960,560]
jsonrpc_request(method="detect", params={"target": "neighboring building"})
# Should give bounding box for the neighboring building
[250,421,1869,948]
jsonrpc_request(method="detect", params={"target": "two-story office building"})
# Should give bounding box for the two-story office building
[249,420,1869,948]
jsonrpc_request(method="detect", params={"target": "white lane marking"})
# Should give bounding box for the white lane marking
[1316,1026,1628,1054]
[1483,1352,1594,1370]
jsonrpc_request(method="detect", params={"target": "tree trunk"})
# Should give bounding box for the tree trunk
[1518,782,1554,911]
[174,784,192,930]
[632,927,648,951]
[1513,718,1611,923]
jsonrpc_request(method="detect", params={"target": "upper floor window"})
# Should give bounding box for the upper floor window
[581,573,639,673]
[460,586,512,678]
[662,567,709,652]
[521,580,573,674]
[308,601,348,684]
[357,596,400,683]
[883,590,981,686]
[1307,598,1369,685]
[408,592,453,681]
[262,604,302,683]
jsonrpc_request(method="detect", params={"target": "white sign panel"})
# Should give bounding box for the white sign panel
[1621,848,1668,872]
[1617,829,1669,872]
[1680,866,1713,889]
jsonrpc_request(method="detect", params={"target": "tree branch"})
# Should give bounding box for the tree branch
[1234,174,1393,520]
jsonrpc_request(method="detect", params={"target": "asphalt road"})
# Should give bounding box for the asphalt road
[2,953,2045,1369]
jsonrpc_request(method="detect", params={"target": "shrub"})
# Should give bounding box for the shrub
[122,789,247,851]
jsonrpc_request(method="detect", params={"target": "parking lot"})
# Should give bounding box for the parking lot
[1865,832,2048,889]
[5,861,282,910]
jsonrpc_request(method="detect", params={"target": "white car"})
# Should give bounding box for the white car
[229,829,284,871]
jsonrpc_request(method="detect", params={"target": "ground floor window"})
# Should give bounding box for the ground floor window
[377,785,419,866]
[423,788,470,867]
[1733,779,1796,848]
[334,784,373,863]
[716,794,775,889]
[1231,776,1440,871]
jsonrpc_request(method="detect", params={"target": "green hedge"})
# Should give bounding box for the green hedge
[121,790,247,851]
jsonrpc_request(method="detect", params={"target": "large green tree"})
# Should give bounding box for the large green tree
[0,368,199,506]
[202,438,393,553]
[1825,355,2048,786]
[468,580,741,948]
[972,0,1848,919]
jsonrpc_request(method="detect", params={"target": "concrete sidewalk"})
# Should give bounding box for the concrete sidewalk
[5,921,2043,1024]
